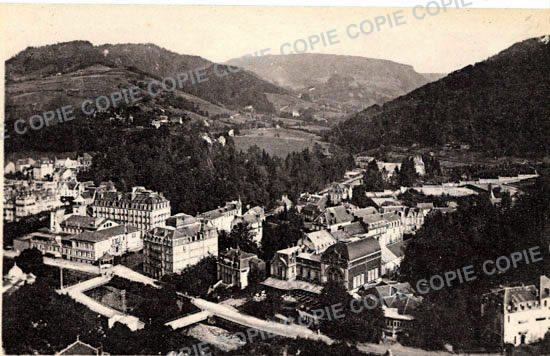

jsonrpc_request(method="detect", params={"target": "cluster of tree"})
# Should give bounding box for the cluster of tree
[398,175,550,350]
[396,189,468,208]
[445,162,539,183]
[160,92,209,117]
[106,276,192,325]
[161,256,218,298]
[317,280,385,344]
[218,223,259,256]
[7,121,353,215]
[260,209,304,262]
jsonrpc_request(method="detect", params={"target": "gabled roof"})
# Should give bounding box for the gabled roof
[305,230,336,252]
[363,282,421,315]
[387,239,409,259]
[324,237,380,262]
[72,225,138,243]
[324,205,354,225]
[60,215,104,230]
[352,207,378,220]
[57,340,100,355]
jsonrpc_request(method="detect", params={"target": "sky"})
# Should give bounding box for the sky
[1,4,549,73]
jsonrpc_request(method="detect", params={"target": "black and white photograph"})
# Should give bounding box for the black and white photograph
[2,2,550,355]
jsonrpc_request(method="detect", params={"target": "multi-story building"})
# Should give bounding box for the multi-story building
[314,205,355,231]
[481,275,550,346]
[19,223,141,263]
[5,191,63,222]
[217,248,264,289]
[270,246,302,281]
[269,237,382,291]
[91,186,171,231]
[199,200,242,233]
[32,158,55,180]
[320,237,381,290]
[362,281,422,339]
[15,158,35,173]
[143,213,218,278]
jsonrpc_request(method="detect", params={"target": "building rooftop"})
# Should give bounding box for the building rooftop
[305,230,336,252]
[72,225,139,243]
[57,339,101,355]
[60,215,105,230]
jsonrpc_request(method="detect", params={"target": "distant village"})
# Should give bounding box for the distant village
[4,148,547,352]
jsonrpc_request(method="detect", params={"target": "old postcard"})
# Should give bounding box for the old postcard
[2,3,550,355]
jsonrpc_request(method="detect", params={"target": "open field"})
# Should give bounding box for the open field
[233,128,330,157]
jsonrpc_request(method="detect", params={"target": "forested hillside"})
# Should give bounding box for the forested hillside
[330,35,550,157]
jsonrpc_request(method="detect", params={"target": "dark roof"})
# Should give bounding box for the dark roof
[57,340,99,355]
[339,221,367,236]
[94,189,168,205]
[362,282,421,315]
[325,205,354,225]
[387,239,409,259]
[60,215,100,229]
[72,225,138,243]
[221,248,257,260]
[325,237,380,262]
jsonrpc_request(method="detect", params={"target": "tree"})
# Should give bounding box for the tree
[15,248,44,274]
[229,223,258,254]
[161,256,217,297]
[397,157,418,187]
[318,280,384,343]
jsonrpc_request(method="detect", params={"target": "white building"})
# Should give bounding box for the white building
[481,275,550,346]
[199,200,242,233]
[143,213,218,278]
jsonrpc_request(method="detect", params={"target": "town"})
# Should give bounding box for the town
[3,5,550,356]
[4,146,549,355]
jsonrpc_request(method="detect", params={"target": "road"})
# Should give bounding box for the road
[44,257,100,274]
[357,342,502,356]
[191,298,333,344]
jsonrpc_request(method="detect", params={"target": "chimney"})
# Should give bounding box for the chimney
[121,290,127,313]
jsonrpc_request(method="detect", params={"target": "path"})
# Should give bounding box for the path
[191,298,332,344]
[44,257,100,274]
[357,342,502,356]
[60,274,145,331]
[112,265,160,288]
[166,311,211,330]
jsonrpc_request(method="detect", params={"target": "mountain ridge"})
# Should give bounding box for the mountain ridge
[330,35,550,157]
[226,52,443,112]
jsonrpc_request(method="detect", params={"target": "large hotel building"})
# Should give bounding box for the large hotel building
[91,186,171,231]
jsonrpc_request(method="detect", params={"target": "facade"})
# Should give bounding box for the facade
[321,237,381,290]
[4,190,64,223]
[32,158,55,180]
[401,207,429,234]
[217,248,264,289]
[270,246,302,281]
[22,223,141,263]
[91,186,171,231]
[362,281,422,339]
[270,237,382,291]
[481,275,550,346]
[199,200,242,233]
[143,213,218,278]
[15,158,35,173]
